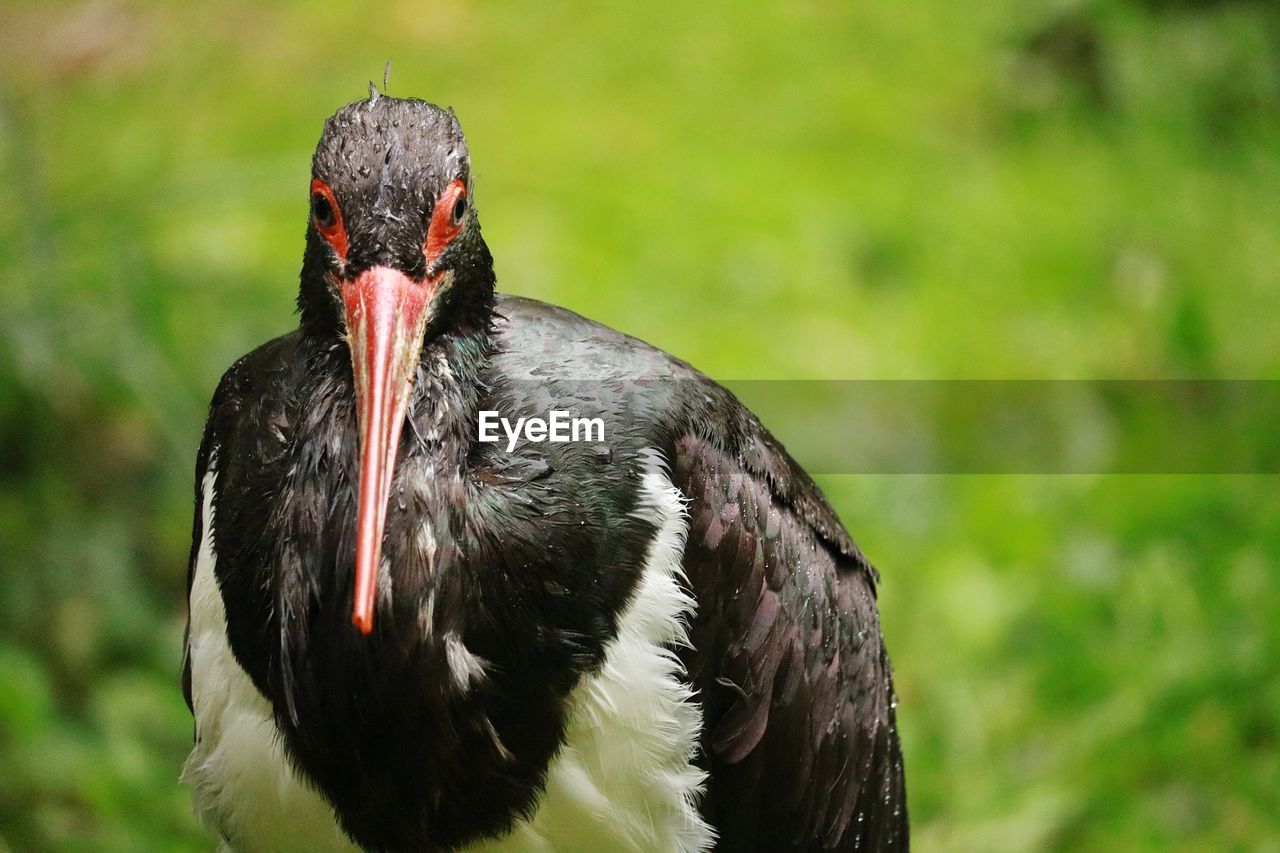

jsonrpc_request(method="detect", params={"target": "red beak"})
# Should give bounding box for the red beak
[341,266,435,635]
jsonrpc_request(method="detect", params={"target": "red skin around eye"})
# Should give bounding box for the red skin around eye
[310,179,349,259]
[425,179,467,268]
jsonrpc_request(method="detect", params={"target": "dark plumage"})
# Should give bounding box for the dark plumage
[183,94,907,852]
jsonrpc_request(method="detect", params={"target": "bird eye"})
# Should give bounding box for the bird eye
[425,179,469,267]
[312,192,336,229]
[309,179,348,258]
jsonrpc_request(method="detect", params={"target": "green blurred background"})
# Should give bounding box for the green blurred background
[1,1,1278,849]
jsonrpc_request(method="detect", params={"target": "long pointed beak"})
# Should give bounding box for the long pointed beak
[342,266,434,635]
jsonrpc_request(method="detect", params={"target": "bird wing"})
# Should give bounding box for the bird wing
[182,332,301,716]
[670,422,908,851]
[487,298,907,846]
[182,411,217,716]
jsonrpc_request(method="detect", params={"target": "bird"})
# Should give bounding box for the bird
[180,93,908,852]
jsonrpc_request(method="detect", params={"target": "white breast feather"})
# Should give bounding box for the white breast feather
[181,460,358,852]
[182,451,713,852]
[471,449,715,852]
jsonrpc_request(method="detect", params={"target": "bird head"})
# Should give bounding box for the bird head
[297,94,492,635]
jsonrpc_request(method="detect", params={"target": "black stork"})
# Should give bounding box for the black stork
[181,93,908,852]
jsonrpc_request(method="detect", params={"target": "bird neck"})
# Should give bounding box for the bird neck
[292,255,497,483]
[404,307,495,469]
